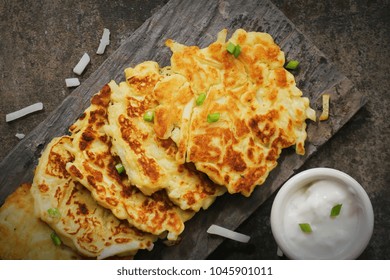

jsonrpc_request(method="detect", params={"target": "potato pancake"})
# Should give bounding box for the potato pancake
[105,61,226,211]
[66,84,193,241]
[163,29,315,196]
[30,136,157,259]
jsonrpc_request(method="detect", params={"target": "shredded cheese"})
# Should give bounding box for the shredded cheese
[73,53,90,75]
[96,28,110,55]
[65,78,80,88]
[15,133,25,139]
[207,224,250,243]
[6,102,43,122]
[319,94,330,121]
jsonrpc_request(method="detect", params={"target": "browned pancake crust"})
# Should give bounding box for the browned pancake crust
[66,84,193,240]
[105,62,226,211]
[30,136,157,259]
[164,29,314,196]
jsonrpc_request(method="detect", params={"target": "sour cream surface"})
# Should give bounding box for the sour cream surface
[283,179,362,259]
[271,168,374,260]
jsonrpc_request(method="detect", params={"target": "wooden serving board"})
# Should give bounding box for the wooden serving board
[0,0,365,259]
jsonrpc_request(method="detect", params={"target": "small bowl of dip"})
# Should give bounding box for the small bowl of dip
[270,168,374,259]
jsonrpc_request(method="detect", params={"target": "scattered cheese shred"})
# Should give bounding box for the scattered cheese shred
[73,53,90,75]
[319,94,330,121]
[65,78,80,88]
[207,224,250,243]
[15,133,25,139]
[96,28,110,55]
[6,102,43,122]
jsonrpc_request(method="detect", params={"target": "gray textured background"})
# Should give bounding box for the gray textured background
[0,0,389,259]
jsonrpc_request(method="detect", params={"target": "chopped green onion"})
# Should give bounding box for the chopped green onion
[226,42,236,54]
[115,163,125,174]
[233,44,241,58]
[330,204,343,217]
[207,113,220,123]
[226,42,242,58]
[285,60,300,70]
[47,208,61,219]
[299,223,312,233]
[196,93,207,106]
[50,232,62,246]
[143,110,154,122]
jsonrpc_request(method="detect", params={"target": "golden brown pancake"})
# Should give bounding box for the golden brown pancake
[163,29,315,196]
[66,84,194,241]
[0,183,82,260]
[105,62,226,211]
[30,136,157,259]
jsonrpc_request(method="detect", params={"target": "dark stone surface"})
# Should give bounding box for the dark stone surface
[0,0,169,158]
[0,0,389,259]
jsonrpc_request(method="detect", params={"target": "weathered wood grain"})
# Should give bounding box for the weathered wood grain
[0,0,365,259]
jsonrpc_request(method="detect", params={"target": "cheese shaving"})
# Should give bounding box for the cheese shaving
[73,53,90,75]
[15,133,25,140]
[65,78,80,88]
[207,224,250,243]
[6,102,43,122]
[96,28,110,55]
[319,94,330,121]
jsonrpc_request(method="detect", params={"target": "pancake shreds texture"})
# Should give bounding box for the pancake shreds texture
[66,84,194,240]
[30,136,157,259]
[163,29,315,196]
[0,183,82,260]
[105,61,226,211]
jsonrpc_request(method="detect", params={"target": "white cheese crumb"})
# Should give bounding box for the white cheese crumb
[96,28,110,55]
[207,224,250,243]
[65,78,80,87]
[73,53,90,75]
[6,102,44,122]
[15,133,25,140]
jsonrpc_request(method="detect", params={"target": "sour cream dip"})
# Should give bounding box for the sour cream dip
[271,168,374,259]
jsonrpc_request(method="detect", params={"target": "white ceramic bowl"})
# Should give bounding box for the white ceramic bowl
[271,168,374,259]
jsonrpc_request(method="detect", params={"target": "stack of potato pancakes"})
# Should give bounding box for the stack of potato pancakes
[0,29,315,259]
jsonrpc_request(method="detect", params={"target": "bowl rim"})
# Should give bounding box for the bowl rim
[270,167,374,260]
